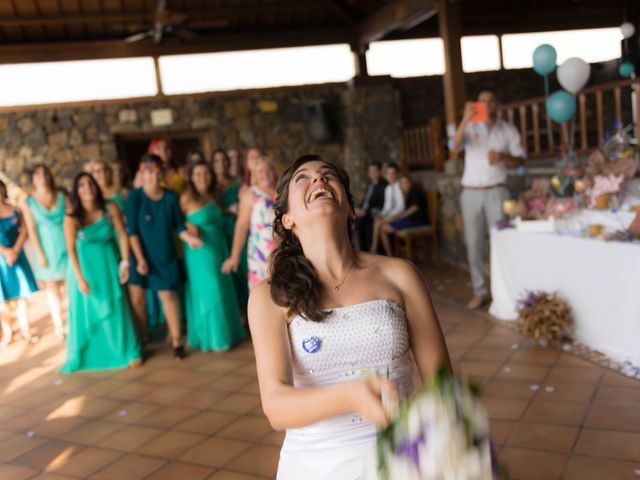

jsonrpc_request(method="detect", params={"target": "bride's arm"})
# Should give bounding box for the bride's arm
[248,280,392,431]
[389,258,452,381]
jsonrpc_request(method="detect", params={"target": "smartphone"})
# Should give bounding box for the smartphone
[470,102,488,123]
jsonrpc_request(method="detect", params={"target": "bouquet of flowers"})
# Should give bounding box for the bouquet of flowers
[369,369,497,480]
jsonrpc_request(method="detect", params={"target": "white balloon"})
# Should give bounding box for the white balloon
[557,57,591,94]
[621,22,636,40]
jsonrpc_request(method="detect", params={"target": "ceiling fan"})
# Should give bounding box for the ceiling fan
[124,0,210,44]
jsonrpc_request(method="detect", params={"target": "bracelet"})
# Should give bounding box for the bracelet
[119,260,130,271]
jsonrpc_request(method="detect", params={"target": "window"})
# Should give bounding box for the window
[461,35,501,72]
[366,38,446,77]
[502,28,622,69]
[159,44,355,95]
[0,57,157,107]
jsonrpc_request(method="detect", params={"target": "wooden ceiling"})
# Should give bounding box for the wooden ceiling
[0,0,635,64]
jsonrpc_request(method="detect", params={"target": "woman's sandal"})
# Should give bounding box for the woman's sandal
[21,333,40,345]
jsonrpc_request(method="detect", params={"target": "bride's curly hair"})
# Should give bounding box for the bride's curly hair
[270,154,355,322]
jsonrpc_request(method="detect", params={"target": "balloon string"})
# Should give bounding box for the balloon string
[544,75,549,99]
[570,101,576,160]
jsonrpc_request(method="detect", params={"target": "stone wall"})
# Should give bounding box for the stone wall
[0,82,403,206]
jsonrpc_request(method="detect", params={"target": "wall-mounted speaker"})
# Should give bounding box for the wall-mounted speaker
[302,100,334,144]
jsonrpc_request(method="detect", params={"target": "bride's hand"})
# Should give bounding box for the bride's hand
[348,376,397,428]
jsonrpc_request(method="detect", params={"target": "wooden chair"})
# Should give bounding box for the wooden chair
[393,190,440,264]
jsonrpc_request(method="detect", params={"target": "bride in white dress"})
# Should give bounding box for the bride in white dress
[248,155,451,479]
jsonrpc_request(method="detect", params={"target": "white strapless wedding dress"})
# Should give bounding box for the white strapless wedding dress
[277,299,415,480]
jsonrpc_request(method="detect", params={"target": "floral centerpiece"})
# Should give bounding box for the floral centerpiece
[589,174,624,208]
[370,369,497,480]
[587,124,637,181]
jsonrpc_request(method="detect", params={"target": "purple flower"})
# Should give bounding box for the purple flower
[518,291,541,311]
[396,431,427,468]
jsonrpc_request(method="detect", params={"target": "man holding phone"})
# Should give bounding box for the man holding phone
[452,90,525,310]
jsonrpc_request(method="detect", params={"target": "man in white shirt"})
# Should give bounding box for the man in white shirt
[370,162,405,253]
[453,91,525,309]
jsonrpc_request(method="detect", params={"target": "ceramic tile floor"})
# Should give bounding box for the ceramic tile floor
[1,264,639,479]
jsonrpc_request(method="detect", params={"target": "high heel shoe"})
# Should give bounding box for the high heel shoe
[173,345,188,360]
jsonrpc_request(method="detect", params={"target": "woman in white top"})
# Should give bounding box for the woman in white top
[248,154,450,479]
[369,162,404,253]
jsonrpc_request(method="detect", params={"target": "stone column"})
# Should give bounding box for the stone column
[342,78,402,200]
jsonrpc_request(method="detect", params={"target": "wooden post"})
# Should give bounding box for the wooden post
[579,93,588,151]
[352,43,369,78]
[438,0,466,140]
[153,56,164,97]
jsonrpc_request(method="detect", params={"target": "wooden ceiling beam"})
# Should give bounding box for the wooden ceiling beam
[0,3,326,27]
[0,27,358,64]
[357,0,437,46]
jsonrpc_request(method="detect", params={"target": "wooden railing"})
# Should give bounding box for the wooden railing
[399,117,445,171]
[500,79,640,159]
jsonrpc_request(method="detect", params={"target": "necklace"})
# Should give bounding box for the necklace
[330,257,355,291]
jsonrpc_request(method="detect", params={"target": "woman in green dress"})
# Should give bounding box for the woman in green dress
[88,160,126,210]
[62,173,142,372]
[180,160,247,351]
[125,154,202,359]
[22,164,68,340]
[212,149,249,309]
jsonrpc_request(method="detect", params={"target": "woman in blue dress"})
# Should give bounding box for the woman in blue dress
[22,164,68,340]
[0,180,39,347]
[125,154,202,359]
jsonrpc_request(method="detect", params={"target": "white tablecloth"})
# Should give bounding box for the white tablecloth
[489,227,640,365]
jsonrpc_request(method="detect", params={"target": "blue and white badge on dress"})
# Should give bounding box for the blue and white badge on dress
[302,336,321,354]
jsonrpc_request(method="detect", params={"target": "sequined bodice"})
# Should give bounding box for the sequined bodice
[279,299,415,479]
[288,299,413,392]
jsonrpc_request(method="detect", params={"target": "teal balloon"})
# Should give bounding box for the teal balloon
[546,91,576,124]
[532,44,557,76]
[619,61,635,78]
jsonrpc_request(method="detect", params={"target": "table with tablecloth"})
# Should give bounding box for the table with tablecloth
[489,210,640,365]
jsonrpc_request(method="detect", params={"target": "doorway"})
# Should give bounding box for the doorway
[115,129,212,187]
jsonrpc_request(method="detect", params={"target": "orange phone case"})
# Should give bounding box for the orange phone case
[470,102,488,123]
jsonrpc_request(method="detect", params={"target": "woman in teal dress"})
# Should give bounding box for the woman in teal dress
[88,160,127,210]
[23,164,68,340]
[125,154,202,359]
[180,160,246,351]
[212,149,249,309]
[0,180,39,347]
[62,173,141,372]
[61,173,142,373]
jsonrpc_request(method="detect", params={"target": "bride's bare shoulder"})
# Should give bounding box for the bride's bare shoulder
[357,252,418,279]
[248,280,288,326]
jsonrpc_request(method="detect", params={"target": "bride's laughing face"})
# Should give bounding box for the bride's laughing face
[283,160,350,231]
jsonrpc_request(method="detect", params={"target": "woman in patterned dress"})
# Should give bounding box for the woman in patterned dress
[221,158,277,289]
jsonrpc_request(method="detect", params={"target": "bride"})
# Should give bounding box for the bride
[248,155,451,479]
